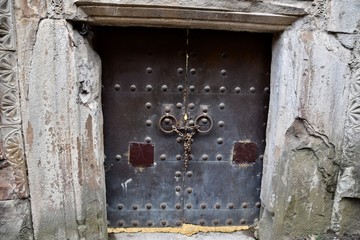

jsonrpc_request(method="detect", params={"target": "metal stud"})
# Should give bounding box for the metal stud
[189,154,194,160]
[242,202,248,208]
[146,67,152,74]
[165,106,171,113]
[200,203,207,209]
[175,171,182,177]
[204,85,210,92]
[217,138,223,144]
[160,154,166,160]
[175,203,181,209]
[176,221,182,226]
[176,137,182,143]
[145,137,152,143]
[189,103,195,109]
[146,203,152,209]
[115,155,121,161]
[162,85,168,91]
[228,203,234,209]
[199,220,205,225]
[164,118,171,124]
[213,220,219,225]
[240,219,246,224]
[189,120,195,126]
[227,219,233,225]
[147,221,153,227]
[186,204,192,209]
[218,121,224,127]
[190,68,196,75]
[176,155,182,160]
[189,85,195,92]
[177,68,184,75]
[175,186,181,192]
[146,120,152,126]
[201,118,208,124]
[186,171,193,177]
[132,205,138,210]
[114,84,120,90]
[221,52,227,58]
[130,85,136,91]
[259,155,264,161]
[219,103,225,109]
[145,102,152,109]
[146,85,152,91]
[178,85,184,91]
[264,87,270,93]
[216,155,222,161]
[250,87,256,93]
[202,154,208,161]
[220,69,227,76]
[235,87,241,93]
[215,203,221,209]
[160,203,166,209]
[255,202,261,208]
[187,188,193,194]
[118,220,124,227]
[176,103,182,108]
[117,204,124,210]
[202,107,208,113]
[161,220,167,226]
[220,86,226,93]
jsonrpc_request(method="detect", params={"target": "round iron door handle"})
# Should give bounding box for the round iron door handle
[159,114,178,134]
[195,114,213,134]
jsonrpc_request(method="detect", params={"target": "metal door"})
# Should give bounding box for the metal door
[97,27,271,228]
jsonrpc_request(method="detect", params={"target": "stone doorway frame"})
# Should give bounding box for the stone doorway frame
[20,1,355,240]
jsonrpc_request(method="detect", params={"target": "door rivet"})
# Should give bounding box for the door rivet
[240,219,246,224]
[177,68,184,75]
[235,87,241,93]
[161,85,168,91]
[250,87,256,93]
[176,155,182,160]
[176,137,182,143]
[221,52,227,58]
[213,220,219,225]
[189,120,195,126]
[204,86,210,92]
[161,220,167,226]
[219,103,225,109]
[226,219,233,225]
[215,203,221,209]
[228,203,234,209]
[146,203,152,209]
[132,205,138,210]
[199,220,205,225]
[187,188,193,193]
[145,102,152,109]
[175,203,181,209]
[176,103,182,108]
[114,84,120,90]
[175,186,181,192]
[217,138,223,144]
[115,155,121,161]
[220,69,227,76]
[189,103,195,109]
[259,155,264,161]
[255,202,261,208]
[220,86,226,93]
[117,204,124,210]
[146,120,152,126]
[146,67,152,74]
[176,221,182,226]
[165,107,171,113]
[202,107,208,113]
[202,154,208,160]
[189,85,195,91]
[145,137,151,143]
[146,85,152,91]
[200,203,207,209]
[216,155,223,161]
[160,203,166,209]
[218,121,224,127]
[242,202,248,208]
[201,118,208,124]
[190,68,196,75]
[186,171,193,177]
[147,221,153,226]
[264,87,270,93]
[177,85,184,91]
[117,220,124,227]
[186,204,192,209]
[130,85,136,91]
[160,154,166,160]
[175,171,182,177]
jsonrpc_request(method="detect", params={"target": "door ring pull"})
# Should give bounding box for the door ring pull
[159,114,178,134]
[195,114,213,134]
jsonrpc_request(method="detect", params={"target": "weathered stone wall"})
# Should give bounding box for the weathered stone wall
[0,0,358,239]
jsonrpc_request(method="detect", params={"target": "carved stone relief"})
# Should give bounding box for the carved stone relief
[0,0,15,50]
[48,0,63,18]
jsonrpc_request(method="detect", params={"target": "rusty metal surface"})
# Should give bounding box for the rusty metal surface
[97,27,271,227]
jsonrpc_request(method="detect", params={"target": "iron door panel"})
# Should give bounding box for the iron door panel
[99,27,187,227]
[183,30,271,225]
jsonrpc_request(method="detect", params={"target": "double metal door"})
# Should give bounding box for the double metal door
[98,27,271,228]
